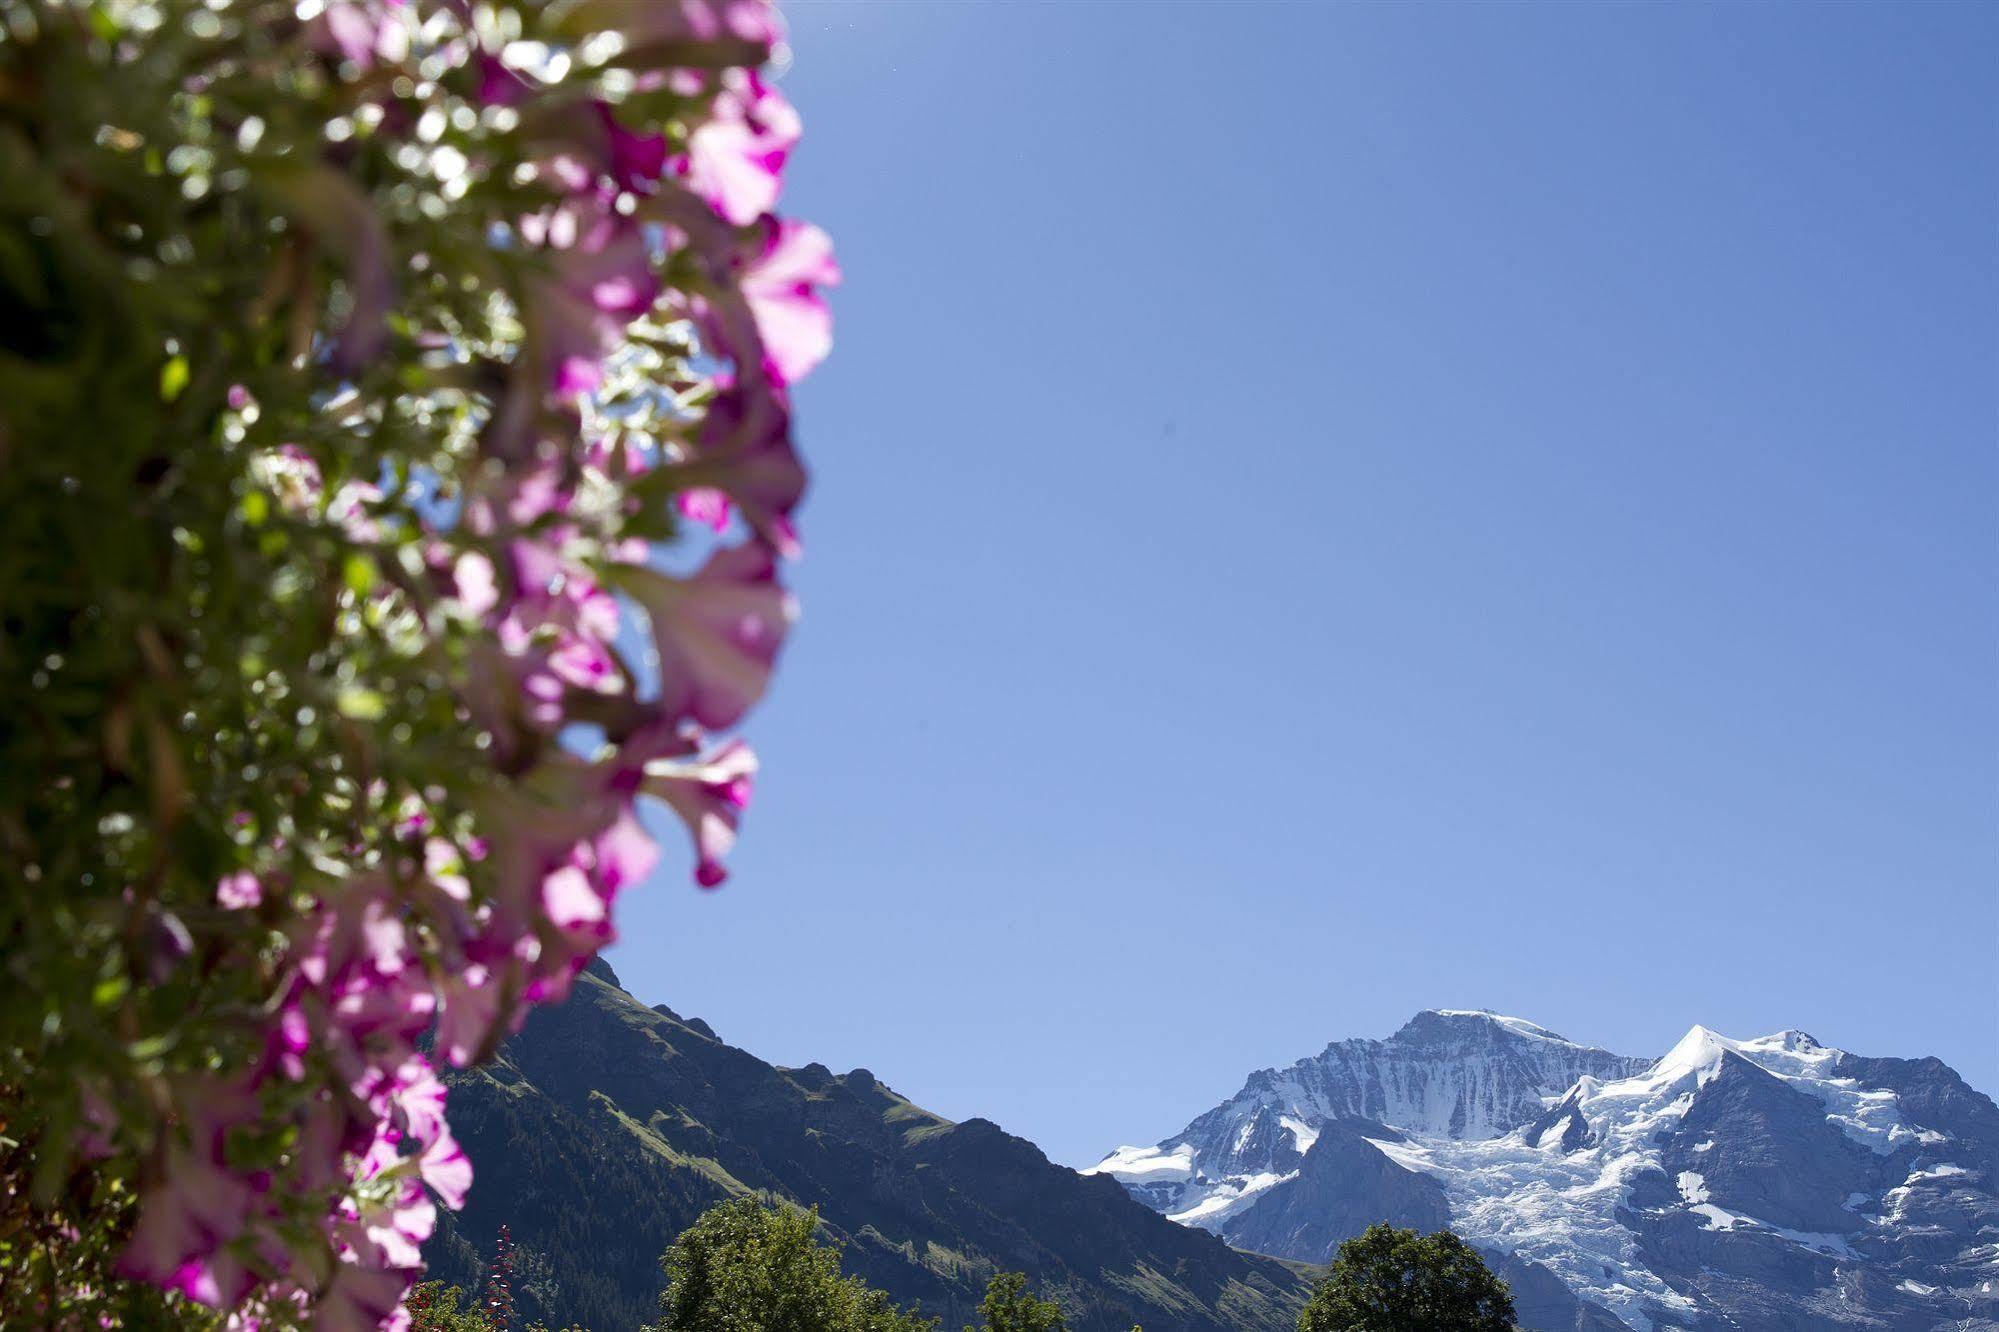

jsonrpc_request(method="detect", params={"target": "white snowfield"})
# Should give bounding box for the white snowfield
[1085,1142,1195,1183]
[1088,1012,1976,1332]
[1087,1008,1654,1228]
[1430,1010,1571,1043]
[1360,1025,1902,1330]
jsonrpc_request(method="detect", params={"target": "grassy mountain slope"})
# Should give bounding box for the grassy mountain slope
[425,960,1312,1332]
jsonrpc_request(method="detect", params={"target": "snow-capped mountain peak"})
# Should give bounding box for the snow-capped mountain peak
[1420,1009,1572,1043]
[1085,1008,1649,1225]
[1091,1011,1999,1332]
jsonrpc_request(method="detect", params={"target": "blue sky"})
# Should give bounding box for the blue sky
[609,1,1999,1168]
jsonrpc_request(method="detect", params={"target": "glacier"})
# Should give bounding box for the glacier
[1088,1009,1999,1331]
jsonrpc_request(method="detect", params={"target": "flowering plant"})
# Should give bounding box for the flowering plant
[0,0,832,1326]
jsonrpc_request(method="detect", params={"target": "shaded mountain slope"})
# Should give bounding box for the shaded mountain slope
[426,960,1311,1332]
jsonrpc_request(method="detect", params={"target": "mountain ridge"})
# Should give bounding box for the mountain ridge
[423,959,1312,1332]
[1091,1008,1999,1332]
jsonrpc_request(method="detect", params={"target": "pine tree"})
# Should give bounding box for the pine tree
[483,1225,519,1332]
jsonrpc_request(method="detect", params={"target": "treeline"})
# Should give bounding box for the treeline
[416,1198,1516,1332]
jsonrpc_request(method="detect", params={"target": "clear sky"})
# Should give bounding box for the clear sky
[608,1,1999,1168]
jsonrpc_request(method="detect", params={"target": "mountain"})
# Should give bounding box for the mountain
[1091,1011,1999,1332]
[1090,1010,1650,1228]
[422,960,1312,1332]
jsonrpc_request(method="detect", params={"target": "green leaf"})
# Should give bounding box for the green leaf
[342,551,378,596]
[159,354,190,402]
[336,686,386,720]
[127,1033,175,1062]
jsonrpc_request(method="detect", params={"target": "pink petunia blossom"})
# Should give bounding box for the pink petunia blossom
[596,103,670,193]
[739,217,841,385]
[434,963,502,1068]
[416,1131,473,1212]
[678,486,732,533]
[616,541,796,732]
[115,1083,263,1307]
[216,872,263,911]
[678,70,800,226]
[593,807,662,897]
[314,0,410,70]
[670,382,807,557]
[314,1264,411,1332]
[641,740,758,887]
[453,551,500,620]
[473,51,536,108]
[541,863,609,934]
[523,206,662,398]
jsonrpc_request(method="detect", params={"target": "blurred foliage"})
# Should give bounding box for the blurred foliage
[0,0,818,1324]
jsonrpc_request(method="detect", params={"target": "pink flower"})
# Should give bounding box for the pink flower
[424,838,472,903]
[453,551,500,620]
[542,863,609,934]
[473,52,535,108]
[494,539,626,725]
[616,541,796,732]
[523,207,661,397]
[116,1083,262,1307]
[642,740,757,887]
[418,1131,473,1212]
[530,101,672,194]
[273,1004,311,1080]
[120,1197,258,1309]
[596,103,669,193]
[315,1265,411,1332]
[678,70,800,225]
[676,383,808,557]
[354,1181,433,1269]
[434,964,501,1067]
[594,808,661,896]
[740,217,840,385]
[524,795,665,982]
[478,757,628,924]
[661,202,837,389]
[315,0,410,70]
[678,486,732,533]
[216,871,263,911]
[390,1059,450,1144]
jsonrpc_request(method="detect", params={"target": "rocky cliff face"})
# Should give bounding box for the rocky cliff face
[1092,1015,1999,1332]
[424,960,1310,1332]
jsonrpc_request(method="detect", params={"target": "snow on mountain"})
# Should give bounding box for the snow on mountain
[1085,1008,1648,1226]
[1091,1011,1999,1332]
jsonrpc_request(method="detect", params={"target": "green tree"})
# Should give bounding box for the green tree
[405,1280,577,1332]
[407,1282,496,1332]
[968,1273,1067,1332]
[650,1196,935,1332]
[1297,1225,1515,1332]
